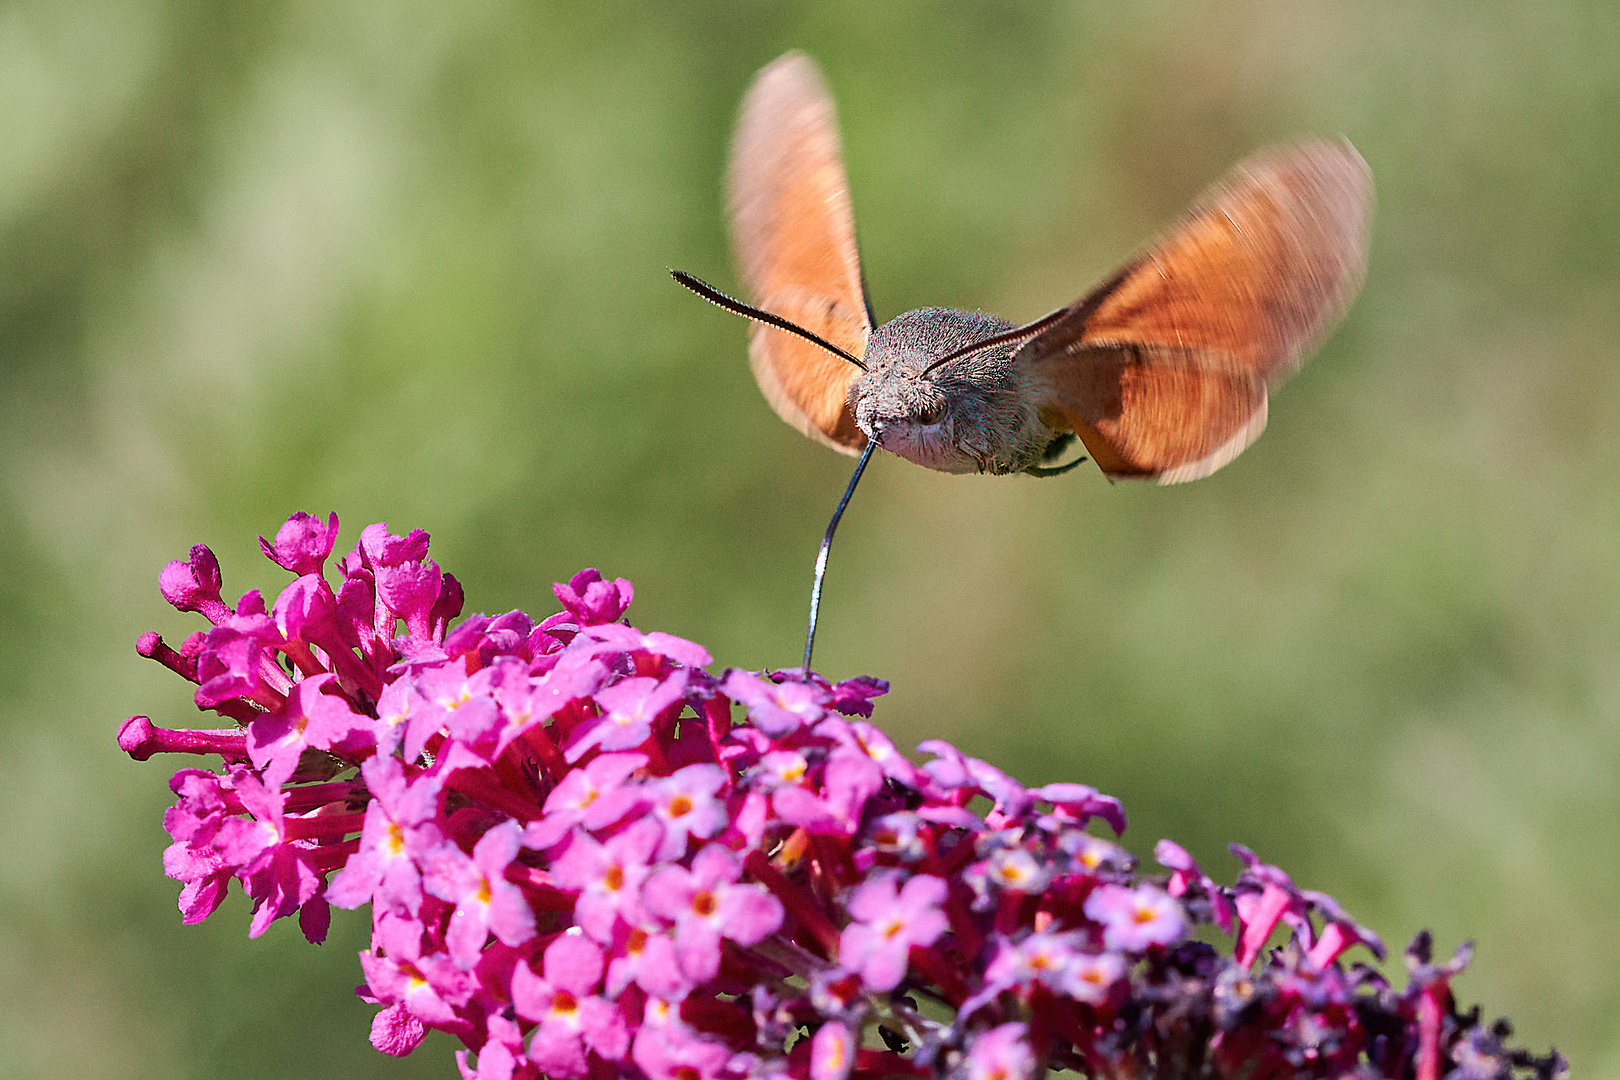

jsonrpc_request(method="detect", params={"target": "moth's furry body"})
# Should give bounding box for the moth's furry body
[851,308,1062,475]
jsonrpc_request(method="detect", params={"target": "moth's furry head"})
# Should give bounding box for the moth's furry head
[851,308,1058,474]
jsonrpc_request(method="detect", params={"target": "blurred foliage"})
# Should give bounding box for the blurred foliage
[1,1,1616,1076]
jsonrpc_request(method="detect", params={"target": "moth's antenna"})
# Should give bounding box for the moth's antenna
[671,270,866,371]
[920,306,1070,376]
[804,440,876,671]
[920,262,1138,376]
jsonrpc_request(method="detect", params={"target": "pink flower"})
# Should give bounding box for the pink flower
[420,821,537,967]
[1063,950,1127,1004]
[603,922,686,998]
[161,768,237,923]
[359,911,475,1026]
[528,752,648,848]
[643,844,783,982]
[809,1020,856,1080]
[645,763,728,860]
[720,669,827,735]
[210,768,324,939]
[510,933,628,1078]
[324,753,436,913]
[564,671,687,762]
[838,873,948,991]
[631,1018,732,1080]
[548,820,661,942]
[245,673,372,786]
[1083,883,1187,952]
[961,1022,1036,1080]
[773,748,883,836]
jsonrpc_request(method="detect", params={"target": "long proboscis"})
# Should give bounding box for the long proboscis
[804,440,875,671]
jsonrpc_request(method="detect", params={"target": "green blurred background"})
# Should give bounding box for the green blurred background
[2,1,1615,1075]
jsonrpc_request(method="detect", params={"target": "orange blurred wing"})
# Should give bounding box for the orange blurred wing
[1019,140,1372,482]
[728,52,872,455]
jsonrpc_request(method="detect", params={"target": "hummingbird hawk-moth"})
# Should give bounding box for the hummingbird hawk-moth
[674,52,1372,666]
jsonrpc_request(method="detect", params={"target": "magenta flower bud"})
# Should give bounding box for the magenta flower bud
[376,558,443,644]
[367,1002,425,1058]
[357,522,430,568]
[259,511,340,576]
[159,544,227,622]
[554,568,634,626]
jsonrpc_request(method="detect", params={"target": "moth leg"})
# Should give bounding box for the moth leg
[1024,432,1088,477]
[1025,453,1089,478]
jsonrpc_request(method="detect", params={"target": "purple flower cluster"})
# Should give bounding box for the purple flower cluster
[121,513,1567,1080]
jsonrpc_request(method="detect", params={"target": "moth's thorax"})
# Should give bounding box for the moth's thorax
[849,307,1060,475]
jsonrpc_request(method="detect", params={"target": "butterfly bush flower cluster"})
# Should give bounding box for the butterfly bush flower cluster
[120,513,1566,1080]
